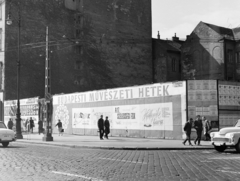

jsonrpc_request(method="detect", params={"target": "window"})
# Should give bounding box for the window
[236,52,240,64]
[74,61,82,70]
[172,58,177,72]
[0,4,2,20]
[227,49,233,63]
[0,29,2,51]
[74,75,80,85]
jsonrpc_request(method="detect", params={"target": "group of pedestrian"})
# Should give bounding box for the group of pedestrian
[98,115,110,140]
[183,115,211,146]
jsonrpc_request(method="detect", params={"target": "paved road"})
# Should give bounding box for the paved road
[0,143,240,181]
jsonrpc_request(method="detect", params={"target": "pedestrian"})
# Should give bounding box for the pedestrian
[38,119,43,135]
[183,118,193,146]
[7,118,14,130]
[203,116,211,141]
[104,116,110,139]
[98,115,104,140]
[29,117,34,133]
[194,115,203,146]
[55,119,63,136]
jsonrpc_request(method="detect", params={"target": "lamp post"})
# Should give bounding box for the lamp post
[6,2,23,139]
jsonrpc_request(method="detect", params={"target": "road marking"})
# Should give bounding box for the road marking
[52,171,103,181]
[99,157,147,164]
[215,170,240,174]
[209,157,240,160]
[200,161,212,163]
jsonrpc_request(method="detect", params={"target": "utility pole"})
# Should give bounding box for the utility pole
[42,26,53,141]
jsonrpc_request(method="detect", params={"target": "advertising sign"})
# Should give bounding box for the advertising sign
[4,97,39,132]
[187,80,218,123]
[219,81,240,107]
[52,82,187,139]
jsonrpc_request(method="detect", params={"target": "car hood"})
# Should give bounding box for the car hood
[0,128,15,135]
[219,127,240,135]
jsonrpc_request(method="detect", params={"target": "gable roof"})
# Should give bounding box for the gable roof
[202,22,234,37]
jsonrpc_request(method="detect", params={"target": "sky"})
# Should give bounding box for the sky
[152,0,240,40]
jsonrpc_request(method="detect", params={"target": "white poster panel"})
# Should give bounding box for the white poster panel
[112,105,140,130]
[72,106,113,129]
[140,103,173,131]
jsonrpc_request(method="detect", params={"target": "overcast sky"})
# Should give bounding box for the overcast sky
[152,0,240,40]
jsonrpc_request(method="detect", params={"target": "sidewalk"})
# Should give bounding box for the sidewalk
[14,133,214,150]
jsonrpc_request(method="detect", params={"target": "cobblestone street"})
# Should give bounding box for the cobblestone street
[0,143,240,181]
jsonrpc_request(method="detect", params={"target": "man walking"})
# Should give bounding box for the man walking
[98,115,104,140]
[104,116,110,139]
[203,116,211,141]
[183,118,193,146]
[194,115,203,145]
[7,118,14,130]
[29,117,34,133]
[55,119,63,136]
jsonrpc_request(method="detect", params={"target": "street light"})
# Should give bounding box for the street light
[6,2,23,139]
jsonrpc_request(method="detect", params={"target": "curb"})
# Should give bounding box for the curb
[15,140,215,151]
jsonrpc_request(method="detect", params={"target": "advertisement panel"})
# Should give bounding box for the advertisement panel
[219,81,240,108]
[4,97,39,132]
[218,81,240,128]
[187,80,218,126]
[52,82,187,139]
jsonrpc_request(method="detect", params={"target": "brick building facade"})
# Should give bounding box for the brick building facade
[3,0,152,100]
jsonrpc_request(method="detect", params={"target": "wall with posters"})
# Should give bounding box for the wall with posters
[52,82,187,139]
[4,97,39,132]
[187,80,218,128]
[218,81,240,128]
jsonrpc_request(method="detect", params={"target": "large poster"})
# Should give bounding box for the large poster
[4,97,39,132]
[71,103,173,131]
[52,81,187,139]
[187,80,218,123]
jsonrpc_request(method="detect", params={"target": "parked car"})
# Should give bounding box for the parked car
[0,121,16,147]
[211,119,240,153]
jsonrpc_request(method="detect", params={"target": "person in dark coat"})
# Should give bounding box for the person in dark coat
[194,115,203,145]
[29,117,34,133]
[55,119,63,136]
[98,115,104,140]
[104,116,110,139]
[38,120,43,135]
[7,118,14,130]
[183,118,193,146]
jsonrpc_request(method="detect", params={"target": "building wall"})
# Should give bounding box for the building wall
[4,0,152,101]
[152,39,181,83]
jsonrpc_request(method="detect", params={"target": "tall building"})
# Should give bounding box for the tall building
[181,21,240,81]
[2,0,152,101]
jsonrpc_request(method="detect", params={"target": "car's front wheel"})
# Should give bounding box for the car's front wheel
[214,145,226,152]
[235,140,240,153]
[2,142,9,147]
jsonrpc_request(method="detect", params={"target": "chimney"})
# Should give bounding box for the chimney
[172,33,179,41]
[186,35,190,40]
[157,31,160,39]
